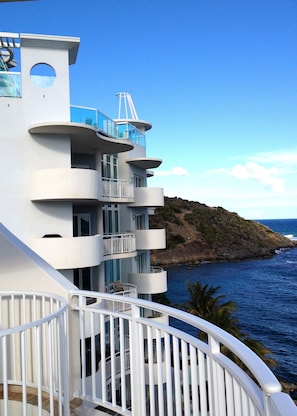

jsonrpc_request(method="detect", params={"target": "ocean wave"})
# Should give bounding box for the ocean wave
[285,234,297,241]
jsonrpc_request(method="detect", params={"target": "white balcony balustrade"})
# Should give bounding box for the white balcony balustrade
[70,291,297,416]
[0,292,69,416]
[104,282,138,312]
[129,266,167,294]
[31,168,100,201]
[135,228,166,250]
[131,187,164,208]
[1,289,297,416]
[31,169,134,203]
[107,281,137,297]
[103,233,136,259]
[31,234,103,269]
[101,177,134,202]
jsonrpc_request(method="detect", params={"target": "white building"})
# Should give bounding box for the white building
[0,32,167,299]
[0,31,296,416]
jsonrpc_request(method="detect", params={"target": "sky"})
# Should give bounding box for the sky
[2,0,297,219]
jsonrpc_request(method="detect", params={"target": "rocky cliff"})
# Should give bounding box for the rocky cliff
[150,197,295,266]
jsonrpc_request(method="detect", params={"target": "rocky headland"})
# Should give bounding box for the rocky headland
[150,197,297,398]
[150,197,296,266]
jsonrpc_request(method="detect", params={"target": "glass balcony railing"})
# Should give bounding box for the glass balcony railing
[70,105,146,148]
[117,121,146,148]
[0,71,21,97]
[70,105,117,137]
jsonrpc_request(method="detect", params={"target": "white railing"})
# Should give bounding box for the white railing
[71,291,297,416]
[101,177,134,200]
[150,266,164,273]
[104,282,138,312]
[0,292,69,416]
[103,233,136,257]
[107,282,137,297]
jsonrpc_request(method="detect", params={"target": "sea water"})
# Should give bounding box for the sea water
[166,218,297,383]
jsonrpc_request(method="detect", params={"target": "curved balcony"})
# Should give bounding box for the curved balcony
[28,122,133,154]
[130,187,164,207]
[104,282,138,312]
[126,157,162,169]
[0,292,68,415]
[103,233,136,260]
[31,168,100,201]
[71,291,297,416]
[135,228,166,250]
[129,266,167,294]
[106,281,137,297]
[31,234,103,269]
[1,289,296,416]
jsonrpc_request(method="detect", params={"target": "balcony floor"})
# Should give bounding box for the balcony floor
[0,385,113,416]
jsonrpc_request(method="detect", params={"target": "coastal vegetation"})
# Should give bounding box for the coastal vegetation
[185,281,276,370]
[150,196,295,265]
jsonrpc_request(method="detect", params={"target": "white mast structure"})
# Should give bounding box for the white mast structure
[115,91,152,132]
[117,91,138,120]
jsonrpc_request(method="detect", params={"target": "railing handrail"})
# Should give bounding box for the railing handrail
[71,289,281,395]
[103,232,135,238]
[0,291,67,336]
[0,70,21,75]
[0,291,69,416]
[2,289,292,415]
[102,176,133,184]
[70,104,111,123]
[149,266,164,273]
[70,105,146,148]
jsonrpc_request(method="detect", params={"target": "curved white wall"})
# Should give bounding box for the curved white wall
[131,187,164,207]
[129,268,167,294]
[31,234,103,269]
[31,168,100,201]
[135,229,166,250]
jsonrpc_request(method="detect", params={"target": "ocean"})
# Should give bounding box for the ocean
[166,218,297,384]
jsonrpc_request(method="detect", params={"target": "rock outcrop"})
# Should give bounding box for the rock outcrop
[150,197,296,266]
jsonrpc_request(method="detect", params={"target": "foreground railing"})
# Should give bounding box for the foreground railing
[0,292,69,416]
[71,291,297,416]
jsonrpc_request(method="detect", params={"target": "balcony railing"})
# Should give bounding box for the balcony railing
[1,290,297,416]
[0,292,69,416]
[0,72,21,97]
[106,281,137,297]
[105,282,138,312]
[71,291,297,416]
[70,105,117,137]
[103,233,136,258]
[101,177,134,200]
[117,122,146,148]
[70,105,146,148]
[129,267,167,294]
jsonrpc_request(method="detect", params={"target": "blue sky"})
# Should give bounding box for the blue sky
[2,0,297,219]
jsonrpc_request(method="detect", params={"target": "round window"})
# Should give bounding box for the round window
[30,63,56,87]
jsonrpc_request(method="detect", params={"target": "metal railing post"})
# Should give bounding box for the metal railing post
[130,303,146,415]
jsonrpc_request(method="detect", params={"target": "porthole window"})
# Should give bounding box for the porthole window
[30,63,56,87]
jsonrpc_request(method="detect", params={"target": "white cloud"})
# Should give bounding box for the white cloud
[155,166,189,176]
[230,161,284,192]
[204,161,284,192]
[250,150,297,165]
